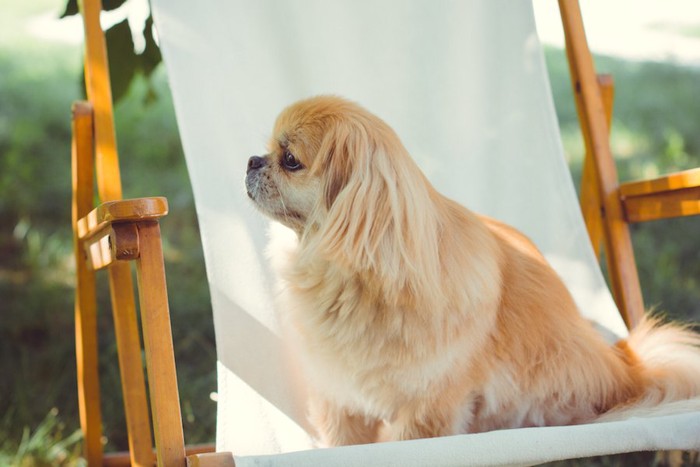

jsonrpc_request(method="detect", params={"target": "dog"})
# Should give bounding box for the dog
[245,95,700,446]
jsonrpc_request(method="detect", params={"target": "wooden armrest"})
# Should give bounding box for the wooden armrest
[620,167,700,197]
[620,168,700,223]
[77,197,169,270]
[77,196,169,240]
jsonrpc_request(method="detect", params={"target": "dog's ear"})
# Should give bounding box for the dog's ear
[313,120,443,306]
[318,123,357,209]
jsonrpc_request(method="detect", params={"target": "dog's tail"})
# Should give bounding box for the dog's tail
[596,317,700,422]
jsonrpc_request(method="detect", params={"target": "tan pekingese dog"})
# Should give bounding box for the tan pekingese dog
[245,95,700,446]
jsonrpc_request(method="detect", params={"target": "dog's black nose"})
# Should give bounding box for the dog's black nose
[247,155,266,174]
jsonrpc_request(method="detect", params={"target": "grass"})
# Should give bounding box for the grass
[0,409,84,467]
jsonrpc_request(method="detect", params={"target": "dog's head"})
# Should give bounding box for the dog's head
[246,96,440,291]
[246,96,406,228]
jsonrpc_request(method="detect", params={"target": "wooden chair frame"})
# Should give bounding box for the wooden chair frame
[560,0,700,328]
[72,1,210,465]
[71,0,700,465]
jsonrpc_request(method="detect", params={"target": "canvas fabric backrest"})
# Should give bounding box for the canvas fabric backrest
[150,0,628,454]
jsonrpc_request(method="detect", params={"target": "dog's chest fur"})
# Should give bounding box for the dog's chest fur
[280,253,495,420]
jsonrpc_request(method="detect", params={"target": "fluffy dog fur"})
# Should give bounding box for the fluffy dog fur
[245,95,700,446]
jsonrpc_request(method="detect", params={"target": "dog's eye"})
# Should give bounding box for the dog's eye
[282,151,302,171]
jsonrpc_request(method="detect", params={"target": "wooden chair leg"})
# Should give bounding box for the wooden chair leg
[579,75,614,259]
[108,261,155,466]
[135,221,186,467]
[72,102,104,466]
[560,0,645,328]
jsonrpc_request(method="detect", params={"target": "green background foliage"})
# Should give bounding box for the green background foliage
[1,1,698,465]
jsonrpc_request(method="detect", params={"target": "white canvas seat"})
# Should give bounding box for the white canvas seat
[146,0,700,464]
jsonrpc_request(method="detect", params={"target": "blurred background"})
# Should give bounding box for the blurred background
[0,0,698,464]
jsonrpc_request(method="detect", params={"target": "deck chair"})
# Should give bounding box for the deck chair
[71,0,700,465]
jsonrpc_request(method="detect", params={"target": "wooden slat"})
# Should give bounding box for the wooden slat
[560,0,644,329]
[579,75,614,258]
[80,0,123,202]
[103,444,216,467]
[135,221,186,467]
[186,452,236,467]
[623,185,700,223]
[108,262,155,466]
[72,101,104,467]
[620,167,700,197]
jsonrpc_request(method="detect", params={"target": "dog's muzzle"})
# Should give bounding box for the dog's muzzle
[245,155,267,199]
